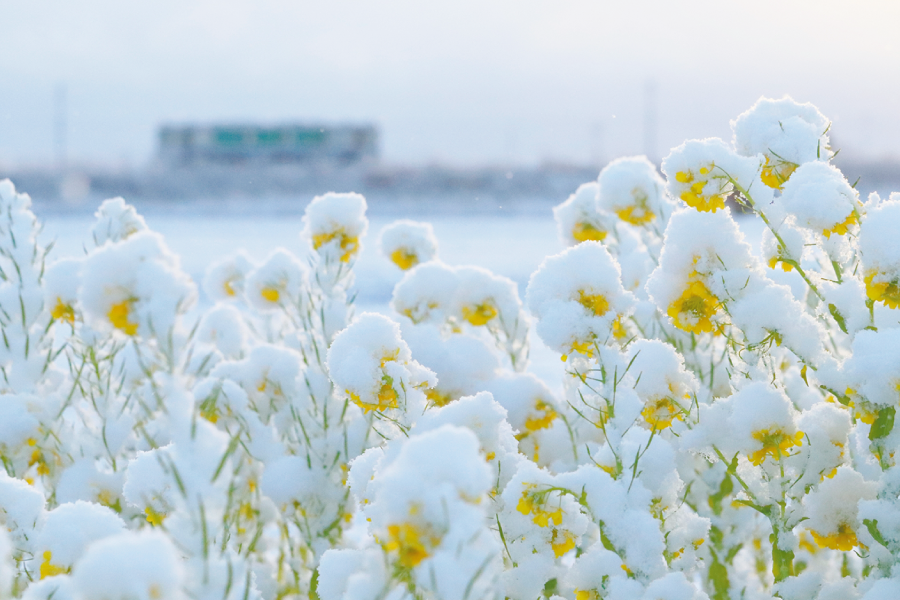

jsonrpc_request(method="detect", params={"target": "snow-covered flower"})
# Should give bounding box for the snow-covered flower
[327,313,434,417]
[43,257,82,325]
[70,530,185,600]
[302,192,368,264]
[597,156,671,226]
[727,383,804,467]
[627,340,698,430]
[661,138,761,213]
[779,161,860,239]
[34,501,126,578]
[859,195,900,309]
[731,96,832,189]
[526,241,636,359]
[79,231,196,338]
[243,249,306,311]
[391,261,459,325]
[203,251,254,302]
[803,467,876,551]
[379,220,438,270]
[554,182,612,245]
[91,197,148,245]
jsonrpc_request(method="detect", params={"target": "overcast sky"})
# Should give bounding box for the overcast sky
[1,0,898,168]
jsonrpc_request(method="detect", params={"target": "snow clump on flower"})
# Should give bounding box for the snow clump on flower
[553,181,612,245]
[661,138,762,213]
[79,230,196,338]
[526,240,636,360]
[379,219,438,270]
[731,96,832,189]
[597,155,672,226]
[302,192,368,265]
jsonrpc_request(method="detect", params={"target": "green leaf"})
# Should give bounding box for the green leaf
[827,303,848,334]
[708,550,731,600]
[708,473,734,516]
[870,406,896,441]
[863,519,888,548]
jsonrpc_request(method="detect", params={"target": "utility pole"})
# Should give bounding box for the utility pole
[54,83,67,173]
[643,79,657,164]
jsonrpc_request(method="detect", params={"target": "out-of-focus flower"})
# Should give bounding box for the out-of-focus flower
[379,220,438,271]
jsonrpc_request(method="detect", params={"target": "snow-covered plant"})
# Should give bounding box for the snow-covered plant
[1,94,899,600]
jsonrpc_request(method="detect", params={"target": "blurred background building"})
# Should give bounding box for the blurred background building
[157,123,379,167]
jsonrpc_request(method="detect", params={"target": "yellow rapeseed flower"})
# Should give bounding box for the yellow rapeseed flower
[390,248,419,270]
[516,486,564,528]
[425,387,453,407]
[384,523,437,568]
[864,272,900,309]
[260,286,280,303]
[641,396,684,430]
[675,165,726,212]
[108,300,138,336]
[748,429,804,466]
[577,290,609,317]
[760,156,798,190]
[51,298,75,323]
[347,382,399,414]
[312,228,359,263]
[550,529,577,557]
[572,221,607,243]
[461,302,498,326]
[822,212,858,239]
[667,278,719,334]
[615,188,655,225]
[810,523,859,552]
[561,338,595,362]
[145,506,167,526]
[39,551,67,579]
[524,399,558,432]
[767,256,794,272]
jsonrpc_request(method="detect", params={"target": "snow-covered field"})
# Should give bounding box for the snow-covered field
[7,96,898,600]
[35,203,765,394]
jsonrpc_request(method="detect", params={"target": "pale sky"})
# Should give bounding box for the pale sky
[1,0,899,168]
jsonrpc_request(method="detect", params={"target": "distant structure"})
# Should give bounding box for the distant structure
[157,123,379,168]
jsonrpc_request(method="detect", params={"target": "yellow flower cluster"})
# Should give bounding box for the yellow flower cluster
[516,486,578,557]
[810,523,859,552]
[389,248,419,271]
[108,300,138,336]
[667,278,719,335]
[760,156,798,190]
[523,399,558,432]
[577,289,609,317]
[675,166,726,212]
[748,429,804,466]
[39,551,67,579]
[260,286,280,303]
[766,256,794,273]
[51,297,75,323]
[384,522,440,568]
[461,302,498,326]
[864,272,900,309]
[348,350,403,413]
[822,212,858,239]
[572,221,607,243]
[641,395,685,430]
[516,489,563,528]
[312,228,360,263]
[614,188,655,226]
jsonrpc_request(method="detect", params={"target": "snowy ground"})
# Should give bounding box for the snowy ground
[37,201,765,394]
